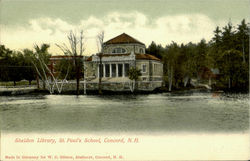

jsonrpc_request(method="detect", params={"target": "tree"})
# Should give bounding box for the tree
[211,20,249,91]
[0,45,13,82]
[236,19,249,63]
[21,51,36,85]
[193,39,208,82]
[164,42,179,91]
[24,44,63,94]
[218,49,243,89]
[23,49,41,88]
[177,44,192,87]
[33,44,52,90]
[54,58,75,80]
[146,41,164,59]
[8,51,23,86]
[221,22,236,51]
[56,30,85,95]
[0,46,34,86]
[96,31,104,94]
[212,26,222,46]
[210,26,223,66]
[128,67,141,92]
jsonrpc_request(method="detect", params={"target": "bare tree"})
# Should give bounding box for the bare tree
[96,31,104,94]
[33,44,69,94]
[167,63,173,91]
[23,44,60,94]
[33,44,50,90]
[52,58,71,93]
[34,44,62,93]
[56,30,85,95]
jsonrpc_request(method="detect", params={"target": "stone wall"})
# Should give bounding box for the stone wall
[152,61,163,81]
[85,61,98,80]
[103,43,146,54]
[57,81,162,92]
[136,60,163,81]
[136,60,150,78]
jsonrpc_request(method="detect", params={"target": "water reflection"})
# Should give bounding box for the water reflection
[0,92,249,133]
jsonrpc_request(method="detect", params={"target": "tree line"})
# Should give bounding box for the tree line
[0,45,36,86]
[0,19,249,92]
[146,19,249,92]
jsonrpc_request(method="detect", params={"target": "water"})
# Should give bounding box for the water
[0,92,249,133]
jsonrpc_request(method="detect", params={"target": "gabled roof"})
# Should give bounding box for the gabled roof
[104,33,145,45]
[135,54,161,61]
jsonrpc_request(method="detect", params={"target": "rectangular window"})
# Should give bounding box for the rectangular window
[142,64,147,73]
[112,64,116,77]
[105,64,110,77]
[118,64,123,77]
[154,64,157,73]
[99,64,103,77]
[125,64,129,77]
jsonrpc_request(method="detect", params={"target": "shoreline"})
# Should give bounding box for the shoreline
[0,85,248,96]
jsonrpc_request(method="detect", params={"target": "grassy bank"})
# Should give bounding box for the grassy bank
[0,80,37,86]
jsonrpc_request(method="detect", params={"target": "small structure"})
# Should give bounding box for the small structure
[48,55,83,77]
[85,33,163,91]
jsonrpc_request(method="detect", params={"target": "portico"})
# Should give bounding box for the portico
[98,62,130,78]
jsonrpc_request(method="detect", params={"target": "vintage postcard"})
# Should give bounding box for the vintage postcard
[0,0,249,160]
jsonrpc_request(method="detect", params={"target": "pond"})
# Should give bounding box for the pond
[0,91,249,133]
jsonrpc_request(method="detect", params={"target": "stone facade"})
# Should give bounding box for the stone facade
[84,33,163,91]
[136,60,163,81]
[103,43,146,54]
[55,81,162,92]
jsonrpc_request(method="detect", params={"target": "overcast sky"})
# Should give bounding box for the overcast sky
[0,0,249,55]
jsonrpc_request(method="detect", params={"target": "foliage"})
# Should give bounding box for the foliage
[128,67,141,92]
[26,44,51,83]
[146,19,249,91]
[217,49,248,89]
[146,41,164,59]
[128,67,142,81]
[0,19,249,92]
[54,58,78,80]
[0,45,36,85]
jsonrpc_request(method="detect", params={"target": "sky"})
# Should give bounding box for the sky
[0,0,249,55]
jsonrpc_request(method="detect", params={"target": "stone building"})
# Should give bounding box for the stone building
[85,33,163,91]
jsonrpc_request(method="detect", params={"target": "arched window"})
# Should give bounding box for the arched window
[112,48,126,54]
[139,48,144,53]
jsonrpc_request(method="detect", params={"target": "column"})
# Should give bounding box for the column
[103,63,106,78]
[97,64,99,78]
[110,64,112,77]
[116,63,118,77]
[122,63,125,77]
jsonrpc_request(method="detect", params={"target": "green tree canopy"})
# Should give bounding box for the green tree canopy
[128,67,141,81]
